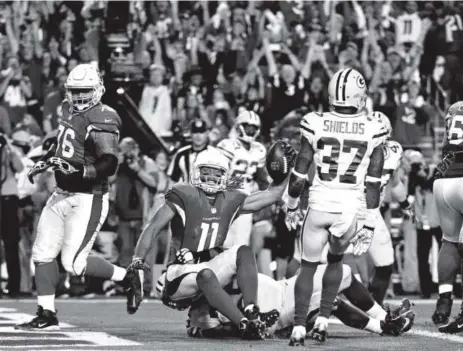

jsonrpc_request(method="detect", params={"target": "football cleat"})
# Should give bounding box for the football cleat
[243,304,260,320]
[259,309,280,329]
[390,298,413,319]
[400,310,416,333]
[239,318,266,340]
[289,325,306,346]
[15,306,59,331]
[311,318,328,343]
[433,294,453,325]
[121,268,143,315]
[438,305,463,334]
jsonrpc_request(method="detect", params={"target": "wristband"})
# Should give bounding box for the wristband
[287,195,299,209]
[399,199,410,209]
[364,208,377,229]
[83,164,96,179]
[291,169,308,180]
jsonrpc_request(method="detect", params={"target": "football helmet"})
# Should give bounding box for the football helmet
[65,64,105,112]
[328,68,367,112]
[373,111,392,139]
[191,148,229,194]
[235,110,261,143]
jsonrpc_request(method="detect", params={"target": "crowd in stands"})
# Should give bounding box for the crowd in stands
[0,1,458,298]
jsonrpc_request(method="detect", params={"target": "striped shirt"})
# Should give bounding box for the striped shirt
[167,144,214,183]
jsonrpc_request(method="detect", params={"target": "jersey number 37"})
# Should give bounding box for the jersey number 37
[317,137,367,184]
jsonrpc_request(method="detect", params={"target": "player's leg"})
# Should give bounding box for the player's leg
[312,211,357,342]
[432,179,463,326]
[223,213,253,248]
[290,209,330,346]
[16,193,65,330]
[368,213,394,304]
[60,193,125,280]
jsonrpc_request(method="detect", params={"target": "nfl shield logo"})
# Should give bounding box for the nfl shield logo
[211,208,217,214]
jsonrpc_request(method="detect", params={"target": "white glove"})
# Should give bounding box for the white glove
[46,157,79,175]
[285,205,301,231]
[351,226,374,256]
[175,248,196,264]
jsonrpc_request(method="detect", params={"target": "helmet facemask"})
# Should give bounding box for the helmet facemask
[66,84,104,112]
[237,123,260,143]
[191,164,228,194]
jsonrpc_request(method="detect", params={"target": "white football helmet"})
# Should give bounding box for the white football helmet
[191,148,229,194]
[328,68,367,112]
[373,111,392,139]
[235,110,261,143]
[65,64,105,112]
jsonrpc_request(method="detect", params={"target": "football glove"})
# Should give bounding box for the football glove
[27,160,49,184]
[46,157,80,175]
[402,204,416,223]
[285,205,301,231]
[125,258,151,314]
[279,140,297,168]
[351,226,374,256]
[175,248,196,264]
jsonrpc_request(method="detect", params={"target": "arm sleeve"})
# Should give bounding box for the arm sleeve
[84,131,119,180]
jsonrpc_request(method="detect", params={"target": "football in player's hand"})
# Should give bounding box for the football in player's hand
[266,140,296,184]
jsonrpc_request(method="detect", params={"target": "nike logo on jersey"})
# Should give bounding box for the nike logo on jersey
[105,119,112,123]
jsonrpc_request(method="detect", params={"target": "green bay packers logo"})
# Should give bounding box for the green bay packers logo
[356,76,365,88]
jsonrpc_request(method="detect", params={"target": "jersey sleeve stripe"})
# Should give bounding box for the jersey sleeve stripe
[373,131,389,139]
[300,122,314,135]
[217,146,234,159]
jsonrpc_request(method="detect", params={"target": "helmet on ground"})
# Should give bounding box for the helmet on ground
[65,63,105,112]
[328,68,367,112]
[235,110,261,143]
[191,148,229,194]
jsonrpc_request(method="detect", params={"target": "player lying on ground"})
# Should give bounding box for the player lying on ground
[16,64,132,331]
[178,265,415,339]
[284,68,387,345]
[126,144,297,339]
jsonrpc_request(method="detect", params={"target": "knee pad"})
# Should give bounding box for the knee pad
[327,252,344,263]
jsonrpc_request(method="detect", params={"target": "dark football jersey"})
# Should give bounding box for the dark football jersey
[438,101,463,178]
[54,101,121,193]
[165,183,247,262]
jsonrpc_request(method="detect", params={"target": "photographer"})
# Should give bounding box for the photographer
[0,130,24,297]
[114,137,158,268]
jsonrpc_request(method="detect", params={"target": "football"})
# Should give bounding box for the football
[266,140,295,184]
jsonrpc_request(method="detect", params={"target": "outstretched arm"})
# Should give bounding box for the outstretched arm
[133,203,176,260]
[241,178,288,213]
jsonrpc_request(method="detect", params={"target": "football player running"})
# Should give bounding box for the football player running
[432,101,463,333]
[352,112,414,305]
[183,266,415,340]
[217,111,269,248]
[128,145,296,340]
[285,68,387,345]
[16,64,131,331]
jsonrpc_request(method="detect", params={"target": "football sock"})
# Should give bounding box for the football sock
[365,318,383,334]
[369,264,393,305]
[294,260,319,326]
[35,260,59,296]
[236,246,258,306]
[86,255,125,280]
[319,259,343,318]
[366,302,387,321]
[37,295,56,313]
[332,298,372,331]
[196,268,243,326]
[343,274,376,312]
[438,240,459,287]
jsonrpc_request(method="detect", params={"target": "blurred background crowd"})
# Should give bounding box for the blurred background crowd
[0,0,458,300]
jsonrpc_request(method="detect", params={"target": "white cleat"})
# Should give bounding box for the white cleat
[289,325,306,346]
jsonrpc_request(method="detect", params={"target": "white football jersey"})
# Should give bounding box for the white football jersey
[217,138,266,194]
[381,140,403,195]
[300,111,387,212]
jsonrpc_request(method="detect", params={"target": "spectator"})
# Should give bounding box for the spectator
[167,118,213,183]
[0,132,24,297]
[138,63,173,138]
[114,137,157,268]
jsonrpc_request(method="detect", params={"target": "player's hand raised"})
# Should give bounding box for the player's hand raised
[46,157,80,175]
[27,160,49,184]
[175,248,196,264]
[351,226,374,256]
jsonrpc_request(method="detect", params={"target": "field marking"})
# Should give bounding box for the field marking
[409,329,463,344]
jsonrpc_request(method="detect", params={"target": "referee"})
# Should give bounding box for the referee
[167,119,213,183]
